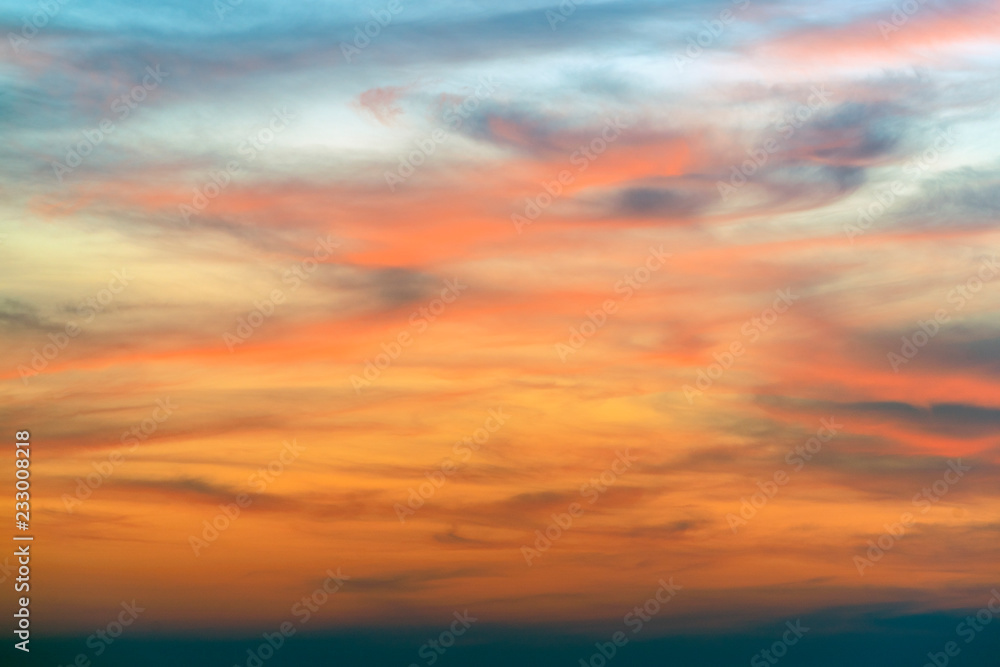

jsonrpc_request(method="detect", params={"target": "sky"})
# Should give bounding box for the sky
[2,0,1000,665]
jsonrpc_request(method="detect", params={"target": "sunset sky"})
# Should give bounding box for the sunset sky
[2,0,1000,665]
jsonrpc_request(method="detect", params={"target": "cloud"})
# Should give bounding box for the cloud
[355,85,410,125]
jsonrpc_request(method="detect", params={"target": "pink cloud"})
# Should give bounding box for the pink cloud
[355,84,410,125]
